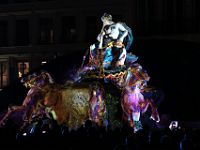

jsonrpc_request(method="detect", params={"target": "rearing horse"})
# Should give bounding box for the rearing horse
[0,71,55,128]
[120,64,160,132]
[0,71,107,131]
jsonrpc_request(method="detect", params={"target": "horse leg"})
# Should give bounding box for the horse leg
[0,106,24,127]
[141,101,150,114]
[20,105,40,132]
[148,99,160,122]
[0,111,13,127]
[132,111,142,132]
[129,111,134,128]
[121,100,132,128]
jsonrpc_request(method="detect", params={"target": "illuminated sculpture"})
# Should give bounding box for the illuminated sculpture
[120,65,160,132]
[0,13,160,133]
[0,72,107,131]
[88,83,106,125]
[0,71,56,128]
[77,13,160,132]
[78,13,137,77]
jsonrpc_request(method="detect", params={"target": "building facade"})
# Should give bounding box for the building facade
[0,0,200,88]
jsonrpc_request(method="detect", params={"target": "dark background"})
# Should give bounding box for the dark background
[134,38,200,121]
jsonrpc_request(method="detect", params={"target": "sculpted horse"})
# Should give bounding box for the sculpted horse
[113,64,160,132]
[0,71,107,131]
[88,83,106,126]
[0,71,55,129]
[0,64,159,133]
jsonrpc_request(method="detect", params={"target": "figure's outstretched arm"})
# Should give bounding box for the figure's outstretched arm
[98,31,105,49]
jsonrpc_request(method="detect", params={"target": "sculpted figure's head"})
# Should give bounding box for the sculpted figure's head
[101,13,112,22]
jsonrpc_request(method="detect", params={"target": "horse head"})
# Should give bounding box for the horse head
[126,63,150,89]
[21,71,54,88]
[105,63,150,90]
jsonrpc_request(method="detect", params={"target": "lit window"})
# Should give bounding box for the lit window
[18,62,29,78]
[0,61,8,88]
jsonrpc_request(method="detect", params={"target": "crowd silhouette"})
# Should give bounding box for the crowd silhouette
[0,118,200,150]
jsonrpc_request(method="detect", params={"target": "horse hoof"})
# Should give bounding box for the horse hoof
[150,115,160,122]
[0,122,5,127]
